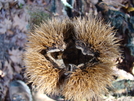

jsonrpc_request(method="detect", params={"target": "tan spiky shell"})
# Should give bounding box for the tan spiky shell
[62,17,120,101]
[24,17,120,101]
[74,17,120,62]
[24,18,70,95]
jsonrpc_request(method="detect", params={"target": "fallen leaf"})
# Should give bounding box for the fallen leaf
[14,64,22,73]
[13,13,28,32]
[8,48,24,64]
[0,18,12,34]
[113,66,134,80]
[33,90,55,101]
[10,30,27,47]
[4,60,14,80]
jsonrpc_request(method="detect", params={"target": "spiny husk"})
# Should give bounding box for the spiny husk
[25,51,61,94]
[24,18,70,95]
[26,18,68,52]
[62,63,115,101]
[73,17,120,63]
[61,17,120,101]
[24,17,120,101]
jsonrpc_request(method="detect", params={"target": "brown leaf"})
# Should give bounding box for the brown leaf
[8,48,24,64]
[13,13,28,32]
[4,60,13,80]
[0,18,12,34]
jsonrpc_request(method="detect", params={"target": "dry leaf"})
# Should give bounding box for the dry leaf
[102,0,126,6]
[33,90,55,101]
[102,0,128,10]
[113,67,134,80]
[13,13,28,32]
[8,48,24,64]
[14,64,22,73]
[0,18,12,34]
[4,60,14,80]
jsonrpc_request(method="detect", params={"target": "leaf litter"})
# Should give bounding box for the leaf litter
[0,0,134,101]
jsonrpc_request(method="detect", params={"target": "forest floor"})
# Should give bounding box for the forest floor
[0,0,134,101]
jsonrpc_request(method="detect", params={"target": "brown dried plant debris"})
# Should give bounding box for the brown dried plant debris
[13,11,29,32]
[8,48,24,64]
[24,17,120,101]
[0,18,12,34]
